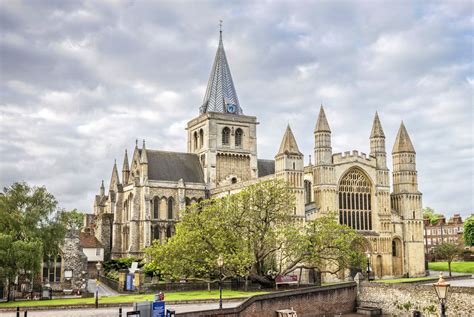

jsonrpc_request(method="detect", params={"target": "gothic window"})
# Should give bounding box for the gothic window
[304,180,312,204]
[43,255,61,283]
[222,127,230,145]
[166,226,172,238]
[392,240,397,256]
[167,198,173,220]
[235,128,243,147]
[185,197,191,206]
[153,197,159,219]
[123,200,128,222]
[338,168,372,230]
[199,129,204,148]
[193,131,198,150]
[153,226,160,241]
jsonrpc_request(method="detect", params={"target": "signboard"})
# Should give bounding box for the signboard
[152,301,166,317]
[126,273,135,291]
[275,275,298,284]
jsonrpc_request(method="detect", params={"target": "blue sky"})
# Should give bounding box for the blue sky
[0,0,472,218]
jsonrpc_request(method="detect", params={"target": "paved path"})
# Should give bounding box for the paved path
[87,279,119,297]
[0,301,243,317]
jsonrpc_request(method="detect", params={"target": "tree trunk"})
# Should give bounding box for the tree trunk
[448,261,452,277]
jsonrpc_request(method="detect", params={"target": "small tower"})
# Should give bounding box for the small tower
[312,106,337,215]
[275,125,304,218]
[110,160,120,192]
[122,149,130,185]
[140,140,148,183]
[391,122,424,277]
[99,180,105,197]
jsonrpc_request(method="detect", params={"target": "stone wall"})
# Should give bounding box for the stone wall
[176,283,357,317]
[60,230,88,291]
[359,281,474,316]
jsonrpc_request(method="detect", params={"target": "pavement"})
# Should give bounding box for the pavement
[0,301,243,317]
[87,279,120,297]
[426,270,474,287]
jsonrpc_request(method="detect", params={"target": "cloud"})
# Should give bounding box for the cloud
[0,0,472,218]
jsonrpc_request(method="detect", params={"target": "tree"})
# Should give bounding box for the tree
[0,182,67,300]
[433,242,462,277]
[464,216,474,246]
[145,179,363,286]
[60,209,84,230]
[423,207,442,225]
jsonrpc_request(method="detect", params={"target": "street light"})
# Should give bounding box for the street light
[95,261,102,309]
[433,273,450,317]
[217,255,224,310]
[365,251,371,281]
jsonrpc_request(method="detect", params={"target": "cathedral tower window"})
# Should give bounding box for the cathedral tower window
[153,197,159,219]
[235,128,243,147]
[304,180,312,204]
[166,226,172,238]
[152,226,160,242]
[338,168,372,230]
[199,129,204,148]
[193,131,198,150]
[222,127,230,145]
[167,197,174,220]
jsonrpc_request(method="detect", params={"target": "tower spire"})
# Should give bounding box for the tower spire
[370,111,385,138]
[392,121,415,153]
[314,105,331,132]
[200,25,242,115]
[277,125,302,156]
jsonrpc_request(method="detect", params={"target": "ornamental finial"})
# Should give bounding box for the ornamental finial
[219,20,223,33]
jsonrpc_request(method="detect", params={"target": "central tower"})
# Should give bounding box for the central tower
[187,30,258,187]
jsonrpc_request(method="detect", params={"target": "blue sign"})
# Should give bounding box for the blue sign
[152,301,166,317]
[126,274,135,291]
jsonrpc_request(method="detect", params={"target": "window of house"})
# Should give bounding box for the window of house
[235,128,242,147]
[222,127,230,145]
[96,248,101,256]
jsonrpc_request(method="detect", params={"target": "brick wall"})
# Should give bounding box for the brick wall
[176,282,357,317]
[359,281,473,316]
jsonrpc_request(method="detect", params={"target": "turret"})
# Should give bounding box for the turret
[370,112,387,169]
[314,105,332,165]
[140,139,148,182]
[99,180,105,197]
[391,122,417,194]
[275,125,304,217]
[110,160,120,192]
[122,149,130,185]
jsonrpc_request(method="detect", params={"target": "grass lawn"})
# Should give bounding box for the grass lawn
[428,262,474,274]
[0,290,268,308]
[373,277,435,284]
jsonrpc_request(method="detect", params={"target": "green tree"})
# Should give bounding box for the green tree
[145,179,363,286]
[423,207,442,225]
[60,209,84,230]
[464,216,474,246]
[0,182,67,300]
[434,242,463,277]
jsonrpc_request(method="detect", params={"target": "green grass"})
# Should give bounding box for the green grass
[373,277,435,284]
[428,262,474,274]
[0,290,268,308]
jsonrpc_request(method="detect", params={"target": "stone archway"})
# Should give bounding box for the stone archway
[376,255,383,279]
[392,238,403,277]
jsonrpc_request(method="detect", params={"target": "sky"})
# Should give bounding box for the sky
[0,0,472,218]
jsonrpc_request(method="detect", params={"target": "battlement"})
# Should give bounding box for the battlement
[333,150,375,166]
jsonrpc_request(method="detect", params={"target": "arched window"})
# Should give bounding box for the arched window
[222,127,230,145]
[338,168,372,230]
[166,226,172,238]
[153,197,159,219]
[392,240,397,256]
[153,226,160,241]
[185,197,191,206]
[235,128,243,147]
[199,129,204,148]
[167,198,173,220]
[231,177,237,184]
[123,200,128,222]
[304,180,312,204]
[193,131,198,150]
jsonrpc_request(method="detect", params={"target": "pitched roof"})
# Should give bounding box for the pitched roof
[200,31,242,115]
[314,105,331,132]
[277,125,302,156]
[392,122,415,154]
[79,232,103,248]
[258,159,275,177]
[370,112,385,138]
[146,150,204,183]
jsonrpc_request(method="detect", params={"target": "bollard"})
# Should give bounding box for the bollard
[119,307,122,317]
[16,307,19,317]
[24,311,27,317]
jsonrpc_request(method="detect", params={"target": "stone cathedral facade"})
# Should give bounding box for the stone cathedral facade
[90,31,425,279]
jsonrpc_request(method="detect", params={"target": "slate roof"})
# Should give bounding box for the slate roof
[258,159,275,177]
[146,150,204,183]
[79,232,103,249]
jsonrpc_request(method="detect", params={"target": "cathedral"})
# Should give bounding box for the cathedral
[90,30,425,279]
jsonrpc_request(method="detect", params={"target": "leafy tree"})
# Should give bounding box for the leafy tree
[0,182,66,300]
[60,209,84,230]
[423,207,442,225]
[434,242,463,277]
[464,216,474,246]
[145,179,363,286]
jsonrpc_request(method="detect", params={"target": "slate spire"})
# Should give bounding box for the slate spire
[392,121,415,154]
[277,125,302,156]
[200,27,242,115]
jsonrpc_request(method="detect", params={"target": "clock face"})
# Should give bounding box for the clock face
[227,104,236,113]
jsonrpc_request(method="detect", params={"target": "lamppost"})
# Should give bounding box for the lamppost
[365,251,371,281]
[433,273,450,317]
[217,255,224,310]
[95,261,102,309]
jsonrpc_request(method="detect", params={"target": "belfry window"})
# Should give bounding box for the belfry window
[235,128,243,147]
[199,129,204,148]
[193,131,198,150]
[153,197,159,219]
[222,127,230,145]
[338,168,372,230]
[167,198,173,220]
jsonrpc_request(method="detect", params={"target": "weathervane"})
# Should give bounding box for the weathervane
[219,20,223,33]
